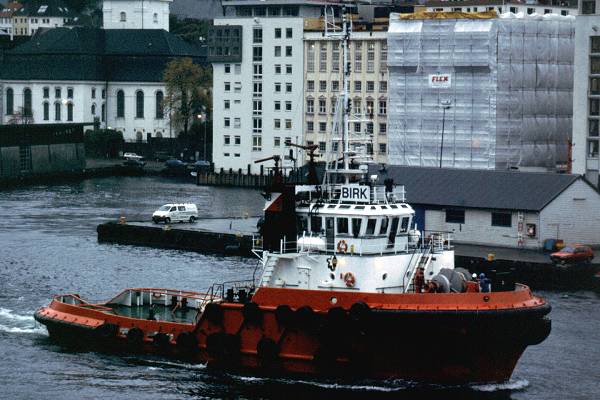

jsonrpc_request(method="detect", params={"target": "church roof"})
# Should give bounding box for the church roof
[1,27,206,82]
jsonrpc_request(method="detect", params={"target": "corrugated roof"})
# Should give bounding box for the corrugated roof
[375,166,581,212]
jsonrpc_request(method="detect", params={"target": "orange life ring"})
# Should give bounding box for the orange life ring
[337,240,348,253]
[343,272,356,288]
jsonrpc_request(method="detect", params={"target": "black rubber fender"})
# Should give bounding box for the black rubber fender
[242,301,263,325]
[94,323,119,340]
[274,304,294,328]
[204,302,224,325]
[256,337,280,368]
[349,302,371,326]
[176,331,198,353]
[152,333,171,349]
[206,332,240,364]
[295,305,318,332]
[126,327,144,347]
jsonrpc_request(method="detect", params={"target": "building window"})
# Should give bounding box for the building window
[592,37,600,53]
[274,28,281,38]
[319,122,327,132]
[91,104,96,116]
[379,100,387,115]
[54,102,61,121]
[274,136,281,147]
[116,90,125,118]
[366,122,373,134]
[252,135,262,151]
[6,88,13,115]
[331,97,337,114]
[43,87,50,98]
[101,103,105,122]
[590,99,600,116]
[224,82,231,91]
[224,99,230,110]
[274,101,281,111]
[491,212,512,227]
[153,13,158,23]
[307,121,314,132]
[156,91,164,119]
[224,135,231,145]
[582,0,596,14]
[332,43,340,72]
[319,141,326,152]
[274,119,281,129]
[319,98,326,114]
[224,64,231,73]
[367,81,375,92]
[354,42,362,72]
[306,98,314,114]
[43,102,49,120]
[589,119,599,137]
[253,82,262,96]
[285,46,292,57]
[120,12,126,22]
[319,80,327,92]
[224,117,230,127]
[253,64,262,78]
[353,99,361,115]
[354,81,362,92]
[253,100,262,115]
[253,117,262,133]
[275,83,281,92]
[253,28,262,44]
[307,42,315,73]
[367,42,375,72]
[253,47,262,62]
[286,64,292,74]
[589,139,599,157]
[67,88,73,98]
[286,82,292,93]
[67,103,73,121]
[285,119,292,129]
[135,90,144,118]
[319,43,327,72]
[380,81,387,92]
[285,101,292,111]
[234,136,240,145]
[19,145,32,172]
[307,80,314,91]
[286,28,292,38]
[446,209,465,224]
[379,123,387,135]
[354,122,361,133]
[274,46,281,57]
[331,81,339,92]
[23,88,32,116]
[379,143,387,154]
[234,118,240,128]
[275,64,281,74]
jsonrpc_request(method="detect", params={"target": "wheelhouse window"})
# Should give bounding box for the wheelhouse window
[337,217,348,234]
[365,219,377,235]
[491,212,512,227]
[352,218,362,238]
[445,208,465,224]
[310,216,322,233]
[379,218,389,235]
[400,217,410,233]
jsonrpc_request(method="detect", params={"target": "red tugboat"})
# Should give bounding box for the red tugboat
[34,11,550,384]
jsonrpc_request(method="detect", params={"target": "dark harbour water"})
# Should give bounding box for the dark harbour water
[0,176,599,400]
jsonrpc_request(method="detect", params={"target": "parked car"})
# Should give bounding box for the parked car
[123,152,144,161]
[550,244,594,265]
[152,203,198,224]
[122,159,145,168]
[153,151,174,162]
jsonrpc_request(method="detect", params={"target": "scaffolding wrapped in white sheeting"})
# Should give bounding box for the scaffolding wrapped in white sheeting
[387,12,575,170]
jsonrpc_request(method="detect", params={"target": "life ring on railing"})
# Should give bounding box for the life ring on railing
[337,240,348,253]
[343,272,356,288]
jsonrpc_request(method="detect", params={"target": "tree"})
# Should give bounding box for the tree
[163,58,211,137]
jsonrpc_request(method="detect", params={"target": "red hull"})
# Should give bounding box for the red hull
[34,285,551,384]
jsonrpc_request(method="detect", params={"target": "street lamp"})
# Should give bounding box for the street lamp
[439,99,452,168]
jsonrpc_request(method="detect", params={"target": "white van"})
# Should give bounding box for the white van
[152,204,198,224]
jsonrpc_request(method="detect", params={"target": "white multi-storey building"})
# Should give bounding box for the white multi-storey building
[0,2,22,37]
[419,0,577,16]
[103,0,172,31]
[573,0,600,186]
[210,0,334,174]
[12,0,77,36]
[303,29,389,164]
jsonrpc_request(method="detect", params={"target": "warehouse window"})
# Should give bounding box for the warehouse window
[491,212,512,227]
[582,0,596,15]
[446,209,465,224]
